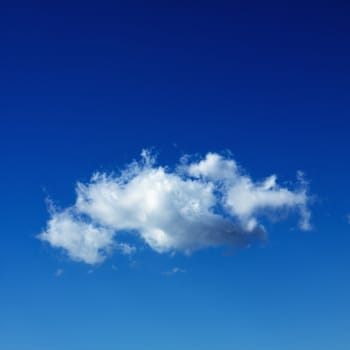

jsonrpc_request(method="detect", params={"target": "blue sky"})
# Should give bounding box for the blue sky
[1,1,350,349]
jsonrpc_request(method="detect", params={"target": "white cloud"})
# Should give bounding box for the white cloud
[116,242,136,255]
[184,152,238,181]
[39,209,115,264]
[38,150,311,264]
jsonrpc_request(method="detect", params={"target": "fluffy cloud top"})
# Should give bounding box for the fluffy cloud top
[38,150,311,264]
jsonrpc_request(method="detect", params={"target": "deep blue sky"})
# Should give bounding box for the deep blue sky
[1,1,350,349]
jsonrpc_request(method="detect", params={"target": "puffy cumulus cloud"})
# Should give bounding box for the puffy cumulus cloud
[38,150,311,264]
[39,209,115,264]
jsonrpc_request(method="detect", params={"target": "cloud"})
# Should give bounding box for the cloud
[38,150,311,264]
[39,209,115,264]
[116,242,136,255]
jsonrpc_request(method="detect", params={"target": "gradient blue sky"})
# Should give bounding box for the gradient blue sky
[1,1,350,349]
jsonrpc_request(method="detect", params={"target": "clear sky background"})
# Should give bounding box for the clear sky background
[1,1,350,349]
